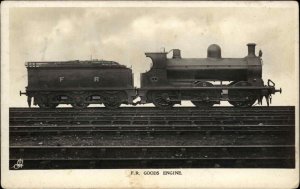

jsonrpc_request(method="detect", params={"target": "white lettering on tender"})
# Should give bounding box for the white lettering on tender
[59,77,64,82]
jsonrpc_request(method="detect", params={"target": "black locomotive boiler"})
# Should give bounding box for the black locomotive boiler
[139,43,282,108]
[20,60,136,108]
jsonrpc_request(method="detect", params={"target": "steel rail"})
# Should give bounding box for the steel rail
[10,119,295,126]
[9,124,294,136]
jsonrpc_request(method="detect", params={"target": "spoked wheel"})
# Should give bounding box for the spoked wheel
[71,92,89,109]
[103,91,122,109]
[49,103,59,108]
[37,103,58,109]
[228,81,257,107]
[37,103,49,109]
[103,101,122,109]
[191,101,214,108]
[36,94,58,109]
[151,91,175,109]
[192,81,216,108]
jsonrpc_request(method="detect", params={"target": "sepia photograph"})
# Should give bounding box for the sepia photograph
[1,1,299,188]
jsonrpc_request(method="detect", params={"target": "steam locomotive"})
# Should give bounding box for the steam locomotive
[20,43,282,108]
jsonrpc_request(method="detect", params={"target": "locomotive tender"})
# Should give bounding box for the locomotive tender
[20,43,281,108]
[20,60,136,108]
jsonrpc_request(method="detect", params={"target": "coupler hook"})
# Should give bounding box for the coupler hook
[19,90,26,96]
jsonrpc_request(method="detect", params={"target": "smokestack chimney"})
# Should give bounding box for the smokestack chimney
[172,49,181,59]
[247,43,256,57]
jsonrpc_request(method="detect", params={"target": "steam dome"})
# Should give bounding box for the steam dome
[207,44,221,58]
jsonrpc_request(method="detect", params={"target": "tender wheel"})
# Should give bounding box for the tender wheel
[71,102,89,109]
[103,91,122,109]
[228,81,257,107]
[103,101,121,109]
[37,103,58,109]
[191,101,214,108]
[36,94,58,108]
[49,103,58,108]
[37,103,48,108]
[151,91,175,109]
[71,92,89,109]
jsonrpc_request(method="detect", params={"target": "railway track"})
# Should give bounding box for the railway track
[10,145,295,169]
[9,106,295,125]
[9,116,295,125]
[9,106,295,169]
[10,124,294,136]
[10,106,295,116]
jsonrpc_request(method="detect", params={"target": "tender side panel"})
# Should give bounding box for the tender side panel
[27,67,134,90]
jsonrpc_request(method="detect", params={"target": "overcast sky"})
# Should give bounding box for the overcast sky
[8,3,298,107]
